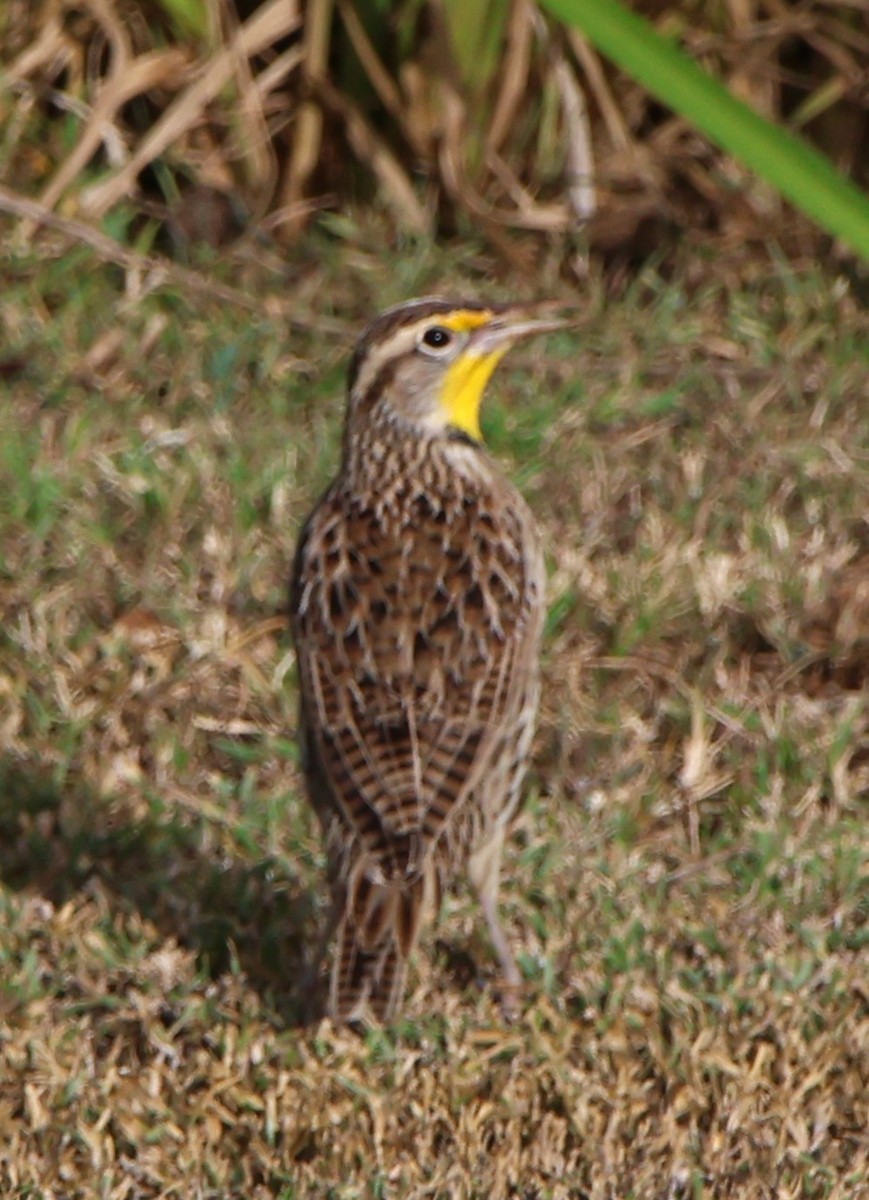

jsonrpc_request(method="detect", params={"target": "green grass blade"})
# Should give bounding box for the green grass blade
[539,0,869,262]
[151,0,210,41]
[442,0,511,94]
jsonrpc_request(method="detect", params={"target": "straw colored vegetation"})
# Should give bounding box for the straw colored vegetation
[0,232,866,1198]
[2,0,867,259]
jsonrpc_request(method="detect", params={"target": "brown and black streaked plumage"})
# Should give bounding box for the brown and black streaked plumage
[291,297,567,1023]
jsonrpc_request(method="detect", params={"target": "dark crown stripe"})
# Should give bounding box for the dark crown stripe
[347,296,490,393]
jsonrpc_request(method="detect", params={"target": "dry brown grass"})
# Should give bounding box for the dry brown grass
[0,230,867,1198]
[1,0,867,261]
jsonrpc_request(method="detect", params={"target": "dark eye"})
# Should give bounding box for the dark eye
[421,326,453,350]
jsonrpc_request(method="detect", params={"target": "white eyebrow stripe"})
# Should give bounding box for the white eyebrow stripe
[349,308,495,403]
[351,325,418,402]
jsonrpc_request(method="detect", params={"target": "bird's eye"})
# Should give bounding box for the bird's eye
[420,326,453,351]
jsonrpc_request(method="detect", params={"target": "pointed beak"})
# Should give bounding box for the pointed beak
[439,301,575,444]
[468,302,576,354]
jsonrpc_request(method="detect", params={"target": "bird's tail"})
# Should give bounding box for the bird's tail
[330,865,431,1024]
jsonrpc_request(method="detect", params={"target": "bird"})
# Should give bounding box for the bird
[290,296,568,1023]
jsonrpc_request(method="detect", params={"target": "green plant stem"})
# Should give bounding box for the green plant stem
[540,0,869,262]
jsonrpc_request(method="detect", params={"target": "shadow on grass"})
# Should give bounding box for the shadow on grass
[0,757,319,1027]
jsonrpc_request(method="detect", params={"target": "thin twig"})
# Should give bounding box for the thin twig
[0,183,313,317]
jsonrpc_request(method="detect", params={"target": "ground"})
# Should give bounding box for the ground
[0,225,866,1199]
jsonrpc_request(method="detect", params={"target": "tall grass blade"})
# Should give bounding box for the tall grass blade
[443,0,511,95]
[152,0,210,42]
[539,0,869,261]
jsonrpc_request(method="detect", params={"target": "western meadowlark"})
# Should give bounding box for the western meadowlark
[291,297,566,1023]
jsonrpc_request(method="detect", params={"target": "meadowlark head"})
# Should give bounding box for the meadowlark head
[345,297,570,446]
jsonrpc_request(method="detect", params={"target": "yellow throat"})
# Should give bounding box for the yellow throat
[441,348,507,442]
[433,310,507,443]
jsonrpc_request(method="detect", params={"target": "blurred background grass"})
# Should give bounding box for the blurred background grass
[2,0,869,260]
[1,1,867,1197]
